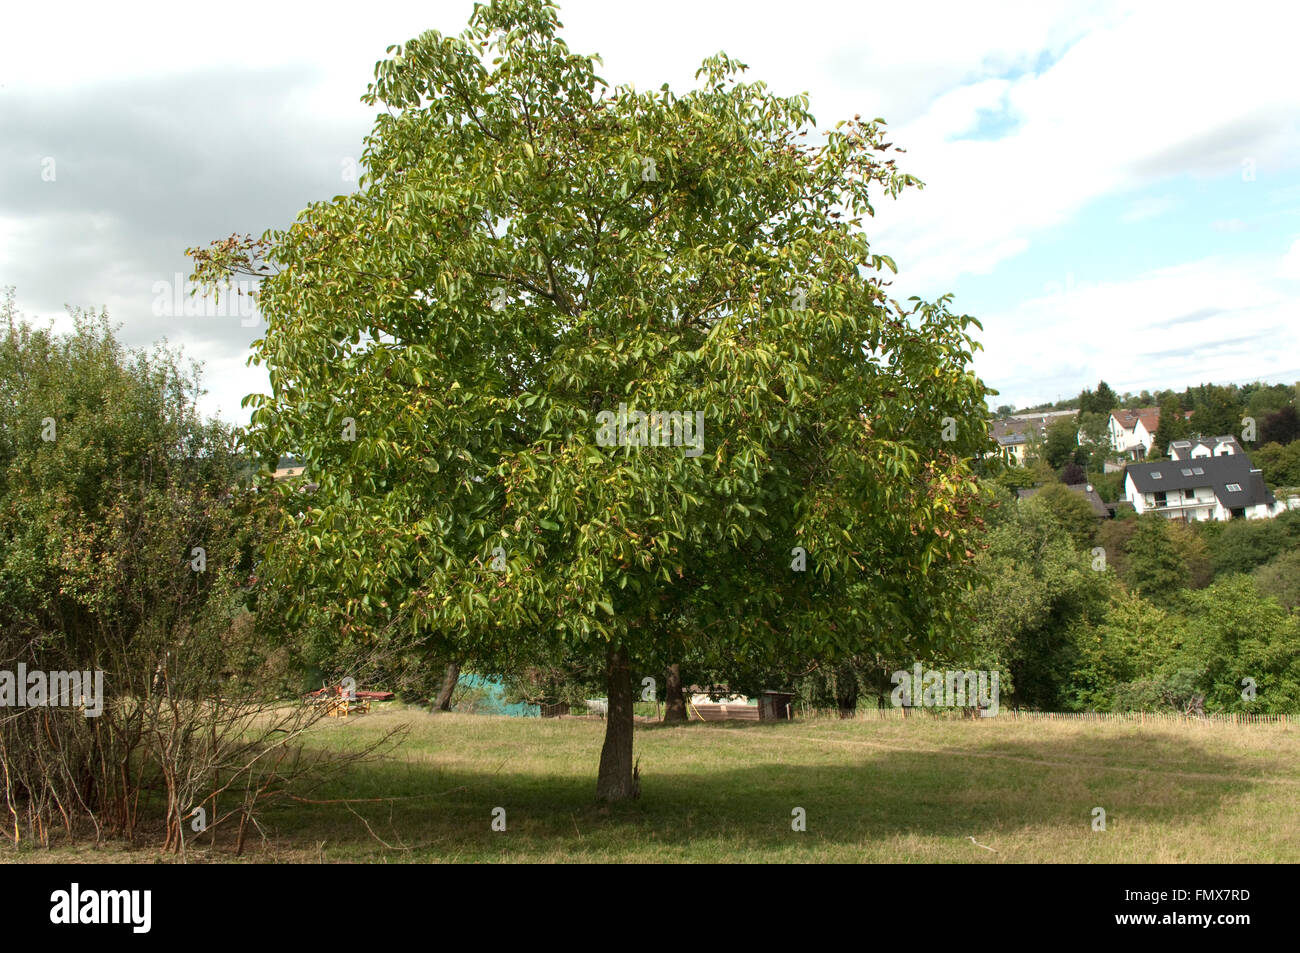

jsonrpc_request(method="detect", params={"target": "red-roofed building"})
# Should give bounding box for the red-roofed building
[1108,406,1192,460]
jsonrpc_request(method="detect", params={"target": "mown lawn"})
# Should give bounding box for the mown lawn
[8,707,1299,862]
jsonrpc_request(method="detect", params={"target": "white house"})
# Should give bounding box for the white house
[1168,435,1243,460]
[1123,452,1281,521]
[1108,407,1162,459]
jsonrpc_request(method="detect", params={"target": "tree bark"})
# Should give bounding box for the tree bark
[835,663,858,719]
[663,663,689,722]
[434,662,460,712]
[595,644,635,802]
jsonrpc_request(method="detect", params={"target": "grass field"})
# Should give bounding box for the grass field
[8,706,1299,863]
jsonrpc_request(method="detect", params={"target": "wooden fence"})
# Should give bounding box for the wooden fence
[799,706,1296,726]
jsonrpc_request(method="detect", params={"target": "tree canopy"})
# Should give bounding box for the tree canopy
[192,0,992,799]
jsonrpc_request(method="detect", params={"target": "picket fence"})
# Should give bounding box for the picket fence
[801,706,1296,727]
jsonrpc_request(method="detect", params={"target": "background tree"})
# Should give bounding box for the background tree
[1253,441,1300,488]
[1067,589,1182,712]
[1201,510,1300,578]
[1088,470,1124,504]
[1260,405,1300,446]
[1171,577,1300,713]
[1164,520,1212,589]
[1025,482,1099,551]
[1149,393,1187,457]
[959,494,1109,709]
[1122,514,1189,605]
[1059,461,1086,485]
[1242,381,1294,421]
[992,464,1039,492]
[1042,416,1083,469]
[1252,549,1300,610]
[1077,380,1117,416]
[1187,383,1241,440]
[194,0,992,801]
[1075,409,1111,471]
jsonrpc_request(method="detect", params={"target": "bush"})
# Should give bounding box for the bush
[0,295,394,851]
[1252,549,1300,609]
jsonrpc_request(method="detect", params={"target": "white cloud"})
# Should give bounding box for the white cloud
[978,253,1300,406]
[1279,238,1300,281]
[869,0,1300,294]
[5,0,1300,422]
[1121,197,1179,224]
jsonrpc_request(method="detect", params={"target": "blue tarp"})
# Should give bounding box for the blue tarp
[456,674,541,717]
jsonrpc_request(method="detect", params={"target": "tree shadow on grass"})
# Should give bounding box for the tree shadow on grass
[248,720,1290,862]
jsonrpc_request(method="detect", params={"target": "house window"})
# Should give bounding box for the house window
[1225,483,1242,492]
[1231,507,1245,519]
[1183,489,1194,500]
[1181,468,1193,476]
[1154,491,1167,506]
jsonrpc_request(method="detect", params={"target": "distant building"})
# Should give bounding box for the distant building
[991,409,1078,465]
[1109,407,1161,460]
[1108,406,1197,460]
[1017,482,1110,518]
[1167,435,1243,460]
[1123,452,1281,521]
[992,425,1029,465]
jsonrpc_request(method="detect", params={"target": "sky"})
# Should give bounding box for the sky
[2,0,1298,423]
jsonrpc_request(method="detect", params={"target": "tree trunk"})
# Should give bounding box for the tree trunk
[663,663,688,722]
[595,645,635,802]
[434,662,460,712]
[835,663,858,719]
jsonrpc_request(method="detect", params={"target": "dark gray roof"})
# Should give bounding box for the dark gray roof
[1017,483,1110,517]
[1125,454,1275,509]
[1168,435,1243,459]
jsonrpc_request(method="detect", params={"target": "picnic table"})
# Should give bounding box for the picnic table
[306,684,394,718]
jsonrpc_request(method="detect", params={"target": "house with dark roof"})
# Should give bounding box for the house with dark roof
[1123,452,1279,521]
[1167,435,1243,460]
[991,421,1030,465]
[990,410,1077,465]
[1016,483,1110,518]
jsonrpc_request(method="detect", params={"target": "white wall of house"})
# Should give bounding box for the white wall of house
[1109,416,1127,452]
[1125,472,1276,522]
[1132,420,1156,455]
[1125,472,1146,513]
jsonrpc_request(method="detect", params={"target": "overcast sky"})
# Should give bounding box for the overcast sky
[3,0,1298,423]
